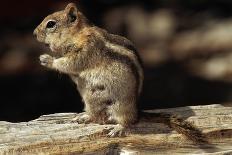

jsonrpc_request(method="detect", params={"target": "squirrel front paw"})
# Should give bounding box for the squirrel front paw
[71,113,92,124]
[39,54,54,67]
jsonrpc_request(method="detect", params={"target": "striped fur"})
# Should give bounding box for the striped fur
[34,3,144,136]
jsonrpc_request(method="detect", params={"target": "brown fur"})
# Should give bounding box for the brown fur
[34,3,143,136]
[34,3,205,141]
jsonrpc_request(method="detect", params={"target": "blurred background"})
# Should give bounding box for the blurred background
[1,0,232,122]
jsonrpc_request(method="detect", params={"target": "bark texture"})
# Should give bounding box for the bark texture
[1,104,232,155]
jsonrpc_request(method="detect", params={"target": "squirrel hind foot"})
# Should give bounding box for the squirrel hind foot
[107,124,126,137]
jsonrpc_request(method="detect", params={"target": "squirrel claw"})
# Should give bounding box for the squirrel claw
[107,124,125,137]
[71,113,91,124]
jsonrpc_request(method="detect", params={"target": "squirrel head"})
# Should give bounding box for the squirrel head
[34,3,89,54]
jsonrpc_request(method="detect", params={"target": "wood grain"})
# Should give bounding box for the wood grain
[1,104,232,154]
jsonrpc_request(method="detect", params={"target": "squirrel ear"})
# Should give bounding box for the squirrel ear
[65,3,78,23]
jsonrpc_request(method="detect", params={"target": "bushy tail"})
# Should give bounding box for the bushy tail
[140,112,207,143]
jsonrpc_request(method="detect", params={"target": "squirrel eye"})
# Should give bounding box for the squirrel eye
[46,20,56,29]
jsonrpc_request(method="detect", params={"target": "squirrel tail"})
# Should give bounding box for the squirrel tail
[140,112,207,143]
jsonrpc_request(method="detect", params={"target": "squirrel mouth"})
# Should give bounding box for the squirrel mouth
[44,43,56,52]
[49,44,59,53]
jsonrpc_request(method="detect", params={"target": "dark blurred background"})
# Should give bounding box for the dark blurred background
[1,0,232,122]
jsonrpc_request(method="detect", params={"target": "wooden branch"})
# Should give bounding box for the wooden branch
[1,104,232,154]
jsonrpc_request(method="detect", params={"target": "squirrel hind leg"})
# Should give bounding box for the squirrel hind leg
[106,100,137,137]
[109,100,138,125]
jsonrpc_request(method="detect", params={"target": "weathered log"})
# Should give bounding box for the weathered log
[1,104,232,154]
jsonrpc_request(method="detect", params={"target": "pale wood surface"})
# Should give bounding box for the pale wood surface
[1,104,232,155]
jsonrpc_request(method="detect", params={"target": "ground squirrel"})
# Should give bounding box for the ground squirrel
[34,3,206,141]
[34,3,143,137]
